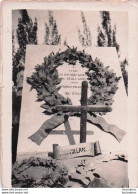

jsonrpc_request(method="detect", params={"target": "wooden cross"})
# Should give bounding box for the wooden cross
[56,81,112,143]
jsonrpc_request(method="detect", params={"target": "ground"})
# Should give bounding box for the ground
[12,152,128,188]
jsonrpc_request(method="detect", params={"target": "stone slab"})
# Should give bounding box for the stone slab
[17,45,127,156]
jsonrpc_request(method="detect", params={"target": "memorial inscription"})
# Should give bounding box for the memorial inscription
[53,141,101,160]
[58,62,90,105]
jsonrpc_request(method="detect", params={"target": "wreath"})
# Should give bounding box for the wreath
[27,47,123,145]
[27,47,121,115]
[12,157,68,188]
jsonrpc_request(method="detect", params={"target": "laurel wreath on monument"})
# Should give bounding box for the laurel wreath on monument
[12,157,69,188]
[27,47,125,145]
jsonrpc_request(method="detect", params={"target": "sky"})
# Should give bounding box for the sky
[12,10,128,61]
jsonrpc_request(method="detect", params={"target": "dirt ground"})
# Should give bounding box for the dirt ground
[13,152,128,188]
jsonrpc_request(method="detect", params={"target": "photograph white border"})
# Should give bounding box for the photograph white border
[0,0,138,188]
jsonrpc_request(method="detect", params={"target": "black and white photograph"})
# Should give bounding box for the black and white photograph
[11,9,128,188]
[1,1,138,190]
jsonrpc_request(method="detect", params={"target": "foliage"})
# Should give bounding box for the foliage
[12,30,16,58]
[97,11,120,54]
[78,12,92,47]
[120,58,128,95]
[12,157,68,188]
[97,11,128,95]
[44,11,61,45]
[86,58,121,108]
[12,10,38,124]
[17,11,37,49]
[13,10,38,85]
[12,10,38,164]
[27,47,121,116]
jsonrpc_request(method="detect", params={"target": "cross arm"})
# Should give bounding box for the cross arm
[56,105,112,113]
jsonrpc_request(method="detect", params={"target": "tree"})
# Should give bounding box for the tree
[12,10,38,164]
[17,10,37,50]
[12,30,15,58]
[78,12,92,47]
[97,11,128,95]
[97,11,120,54]
[44,11,61,45]
[121,59,128,95]
[13,10,38,85]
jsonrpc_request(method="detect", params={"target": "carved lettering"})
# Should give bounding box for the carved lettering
[57,63,90,105]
